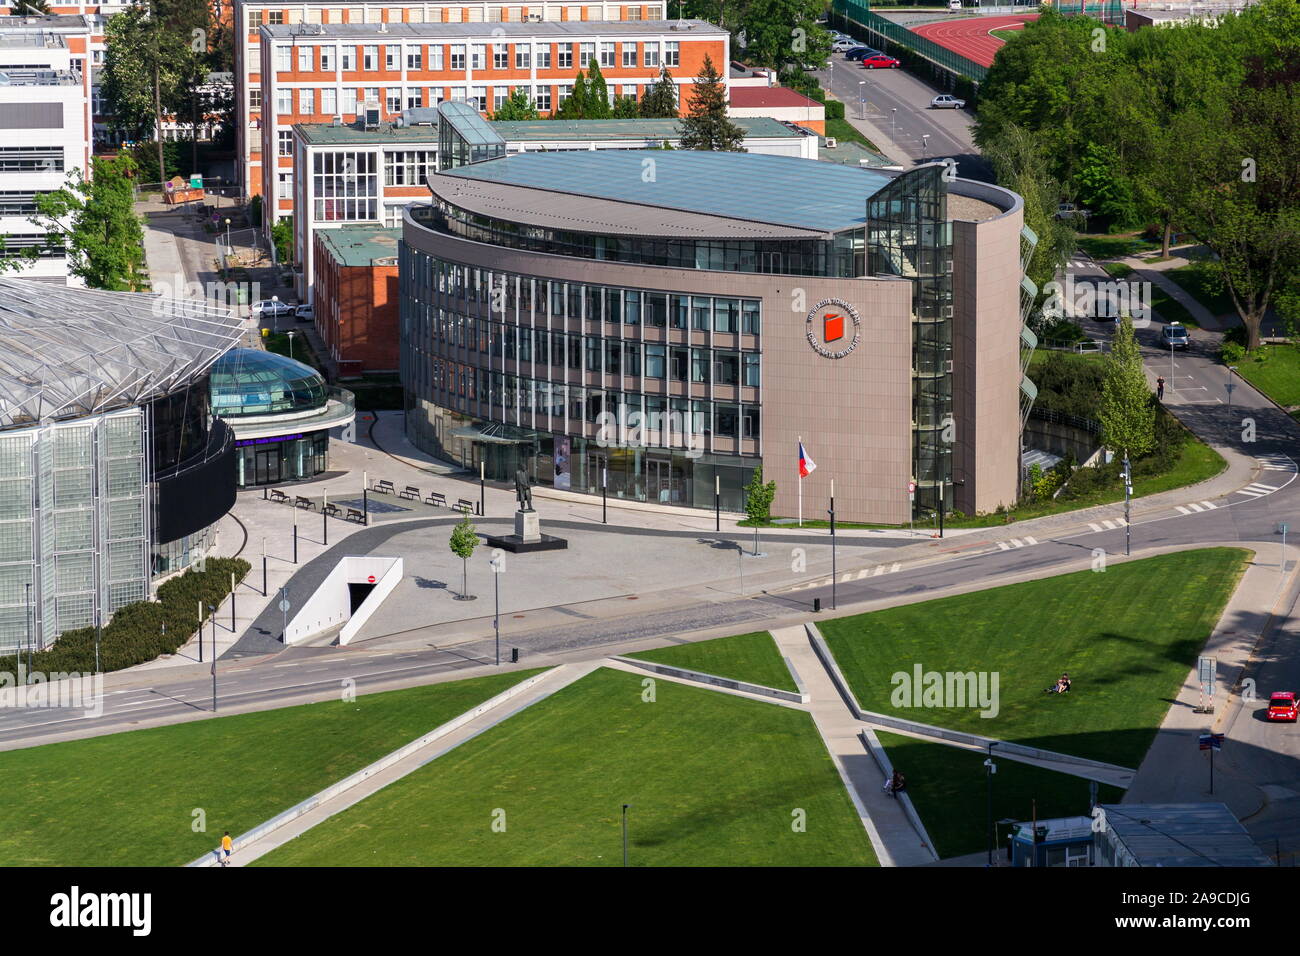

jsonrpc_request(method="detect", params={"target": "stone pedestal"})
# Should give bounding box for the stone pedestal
[515,509,541,542]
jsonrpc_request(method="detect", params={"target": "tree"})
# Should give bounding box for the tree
[27,156,147,290]
[743,465,776,555]
[739,0,831,69]
[678,55,746,152]
[1098,314,1156,463]
[611,95,640,118]
[270,216,293,265]
[639,66,680,118]
[584,61,611,119]
[492,87,539,121]
[449,515,480,600]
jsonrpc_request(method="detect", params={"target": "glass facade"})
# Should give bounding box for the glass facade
[211,349,329,418]
[234,431,330,486]
[868,165,954,516]
[400,245,763,511]
[0,408,151,653]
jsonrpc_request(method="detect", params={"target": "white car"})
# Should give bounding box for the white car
[251,299,295,319]
[931,94,966,109]
[832,38,860,52]
[294,304,314,322]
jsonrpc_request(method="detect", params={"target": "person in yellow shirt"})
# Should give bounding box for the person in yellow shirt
[220,832,233,867]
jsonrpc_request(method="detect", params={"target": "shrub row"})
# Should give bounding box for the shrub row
[1,557,251,678]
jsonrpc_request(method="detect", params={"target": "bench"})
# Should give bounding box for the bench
[295,495,314,510]
[399,485,420,501]
[425,491,447,508]
[322,503,340,518]
[373,479,395,494]
[269,489,289,503]
[454,498,475,515]
[347,508,365,523]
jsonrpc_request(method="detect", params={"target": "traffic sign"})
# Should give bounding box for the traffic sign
[907,481,917,494]
[1198,732,1224,751]
[367,575,376,584]
[278,599,290,613]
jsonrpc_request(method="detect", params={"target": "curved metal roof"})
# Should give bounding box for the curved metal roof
[0,278,243,430]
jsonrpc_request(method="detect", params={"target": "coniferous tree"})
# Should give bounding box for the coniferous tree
[677,55,746,152]
[639,66,680,119]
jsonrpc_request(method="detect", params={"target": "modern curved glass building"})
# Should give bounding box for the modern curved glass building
[0,279,243,653]
[399,144,1038,523]
[211,348,356,487]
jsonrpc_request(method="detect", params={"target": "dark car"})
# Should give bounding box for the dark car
[1161,322,1190,350]
[845,46,883,61]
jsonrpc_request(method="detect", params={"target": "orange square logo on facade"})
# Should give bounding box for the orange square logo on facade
[823,312,845,343]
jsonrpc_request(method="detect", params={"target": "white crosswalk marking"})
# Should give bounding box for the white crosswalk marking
[1101,519,1116,530]
[1089,522,1103,532]
[1177,506,1191,515]
[1256,455,1298,472]
[1200,501,1217,510]
[1024,536,1038,545]
[1116,517,1128,526]
[874,565,886,576]
[1188,503,1204,513]
[998,541,1010,551]
[891,563,901,573]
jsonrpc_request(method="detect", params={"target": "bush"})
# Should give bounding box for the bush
[1219,341,1246,365]
[824,99,845,120]
[0,557,251,678]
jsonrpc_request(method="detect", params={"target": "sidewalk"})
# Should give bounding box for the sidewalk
[771,625,937,865]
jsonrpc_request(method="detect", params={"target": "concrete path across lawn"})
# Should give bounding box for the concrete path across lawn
[770,626,937,866]
[204,661,600,867]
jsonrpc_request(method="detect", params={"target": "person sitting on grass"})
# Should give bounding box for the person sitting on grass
[1043,673,1072,695]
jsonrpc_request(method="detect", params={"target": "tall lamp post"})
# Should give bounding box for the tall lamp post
[490,552,504,666]
[621,803,632,867]
[984,742,999,866]
[1122,455,1132,556]
[828,479,837,610]
[858,80,866,120]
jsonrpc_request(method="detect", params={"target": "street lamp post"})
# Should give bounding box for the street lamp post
[491,553,503,666]
[622,803,632,867]
[985,742,999,866]
[1226,365,1238,410]
[271,295,280,333]
[224,217,231,254]
[921,133,930,159]
[1122,455,1132,556]
[828,479,837,610]
[891,107,897,134]
[858,80,866,120]
[287,329,297,362]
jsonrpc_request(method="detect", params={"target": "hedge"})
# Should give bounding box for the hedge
[0,557,251,678]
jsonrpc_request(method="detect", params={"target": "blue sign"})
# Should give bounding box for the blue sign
[236,433,304,448]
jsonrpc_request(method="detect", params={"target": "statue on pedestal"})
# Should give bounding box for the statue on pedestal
[515,468,534,512]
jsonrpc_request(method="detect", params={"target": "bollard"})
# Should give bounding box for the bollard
[510,647,520,663]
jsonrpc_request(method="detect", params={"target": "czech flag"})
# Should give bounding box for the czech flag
[799,442,817,479]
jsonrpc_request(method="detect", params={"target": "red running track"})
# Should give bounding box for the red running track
[910,13,1039,69]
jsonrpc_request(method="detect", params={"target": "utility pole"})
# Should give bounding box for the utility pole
[1122,454,1132,556]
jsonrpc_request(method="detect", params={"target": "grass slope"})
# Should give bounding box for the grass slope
[259,668,876,866]
[626,631,797,692]
[822,549,1247,768]
[875,731,1125,858]
[1233,345,1300,409]
[0,669,541,866]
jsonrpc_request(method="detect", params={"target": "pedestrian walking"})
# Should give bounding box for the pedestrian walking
[1156,376,1165,401]
[220,831,233,867]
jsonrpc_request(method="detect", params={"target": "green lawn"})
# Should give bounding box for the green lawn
[821,549,1248,768]
[1165,264,1237,320]
[990,28,1021,42]
[626,631,797,693]
[825,117,881,154]
[1231,344,1300,408]
[0,669,541,866]
[264,331,325,374]
[258,668,877,866]
[875,731,1125,858]
[1077,234,1160,260]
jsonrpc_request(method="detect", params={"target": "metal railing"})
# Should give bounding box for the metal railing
[833,0,989,83]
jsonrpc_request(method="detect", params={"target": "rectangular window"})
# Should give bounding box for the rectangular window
[557,83,573,104]
[363,45,378,70]
[385,45,399,69]
[714,352,739,386]
[691,296,711,331]
[669,295,688,329]
[623,290,641,325]
[275,46,292,72]
[429,45,444,70]
[644,42,659,67]
[741,299,761,334]
[622,44,636,67]
[406,88,423,109]
[670,347,688,381]
[321,88,336,115]
[275,88,292,114]
[386,89,401,113]
[600,42,615,67]
[450,45,466,70]
[246,8,263,30]
[627,5,643,18]
[691,348,708,384]
[664,40,680,67]
[742,352,762,388]
[493,87,508,111]
[297,46,312,71]
[713,298,740,333]
[471,45,486,69]
[515,46,530,69]
[535,86,551,112]
[321,47,334,70]
[249,88,263,110]
[715,404,739,439]
[557,44,572,69]
[493,45,508,69]
[341,87,357,112]
[267,9,284,24]
[536,45,551,69]
[300,88,315,115]
[644,292,668,328]
[743,406,760,440]
[278,130,293,156]
[579,42,594,67]
[342,47,355,70]
[407,46,423,69]
[646,345,666,379]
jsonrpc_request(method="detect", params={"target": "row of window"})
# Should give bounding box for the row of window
[0,148,63,174]
[426,313,762,385]
[422,362,761,440]
[248,5,660,29]
[420,257,763,334]
[273,39,679,73]
[271,78,656,125]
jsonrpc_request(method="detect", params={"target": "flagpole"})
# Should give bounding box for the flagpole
[798,435,803,528]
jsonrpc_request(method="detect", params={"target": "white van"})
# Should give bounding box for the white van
[948,0,962,9]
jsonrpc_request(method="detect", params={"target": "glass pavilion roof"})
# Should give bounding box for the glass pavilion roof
[210,348,328,418]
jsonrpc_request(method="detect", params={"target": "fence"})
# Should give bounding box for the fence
[832,0,989,83]
[1053,0,1127,24]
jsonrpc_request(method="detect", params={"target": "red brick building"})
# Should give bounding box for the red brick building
[312,226,400,375]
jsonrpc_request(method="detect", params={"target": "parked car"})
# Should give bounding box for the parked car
[251,299,295,319]
[861,54,901,69]
[1267,691,1298,722]
[948,0,963,10]
[931,94,966,109]
[845,46,883,61]
[1055,202,1092,221]
[294,304,314,322]
[1161,322,1190,350]
[832,38,860,52]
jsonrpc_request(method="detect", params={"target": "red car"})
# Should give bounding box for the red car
[1267,691,1298,722]
[861,54,900,69]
